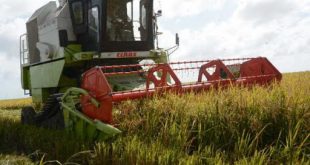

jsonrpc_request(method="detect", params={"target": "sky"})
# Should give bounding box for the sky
[0,0,310,99]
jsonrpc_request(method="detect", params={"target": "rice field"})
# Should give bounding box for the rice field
[0,72,309,164]
[0,98,32,110]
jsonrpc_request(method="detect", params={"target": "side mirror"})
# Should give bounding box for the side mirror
[59,30,68,47]
[176,33,180,46]
[156,10,162,17]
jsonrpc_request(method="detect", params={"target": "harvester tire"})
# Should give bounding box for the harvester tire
[38,103,65,130]
[35,94,65,130]
[21,106,36,125]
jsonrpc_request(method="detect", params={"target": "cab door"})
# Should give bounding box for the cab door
[69,0,103,52]
[86,0,102,51]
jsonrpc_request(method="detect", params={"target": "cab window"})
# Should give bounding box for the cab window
[88,7,99,34]
[72,1,84,25]
[88,6,100,49]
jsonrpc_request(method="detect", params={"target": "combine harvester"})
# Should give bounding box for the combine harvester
[20,0,282,140]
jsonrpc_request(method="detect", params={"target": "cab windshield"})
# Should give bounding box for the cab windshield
[106,0,149,42]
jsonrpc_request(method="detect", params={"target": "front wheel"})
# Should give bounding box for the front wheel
[21,106,36,125]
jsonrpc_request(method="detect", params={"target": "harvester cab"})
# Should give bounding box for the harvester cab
[68,0,155,52]
[20,0,282,141]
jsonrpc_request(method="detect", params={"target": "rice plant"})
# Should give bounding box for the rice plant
[0,72,309,164]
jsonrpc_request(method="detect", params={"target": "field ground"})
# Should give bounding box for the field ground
[0,154,33,165]
[0,72,309,164]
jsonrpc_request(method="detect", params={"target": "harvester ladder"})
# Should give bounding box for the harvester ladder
[19,34,30,95]
[19,34,29,65]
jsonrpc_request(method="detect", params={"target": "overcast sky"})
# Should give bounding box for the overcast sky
[0,0,309,99]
